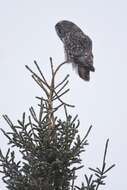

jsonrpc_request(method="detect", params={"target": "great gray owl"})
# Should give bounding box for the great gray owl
[55,20,95,81]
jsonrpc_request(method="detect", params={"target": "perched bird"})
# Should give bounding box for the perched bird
[55,20,95,81]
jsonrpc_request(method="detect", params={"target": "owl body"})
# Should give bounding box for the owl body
[55,20,95,81]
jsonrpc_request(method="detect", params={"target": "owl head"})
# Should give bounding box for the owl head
[55,20,76,42]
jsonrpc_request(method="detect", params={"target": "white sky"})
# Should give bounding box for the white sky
[0,0,127,189]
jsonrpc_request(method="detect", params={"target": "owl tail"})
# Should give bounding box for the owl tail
[78,65,90,81]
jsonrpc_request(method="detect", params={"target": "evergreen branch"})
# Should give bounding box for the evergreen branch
[53,103,64,112]
[34,60,50,88]
[0,129,12,143]
[2,115,13,127]
[38,98,44,123]
[29,107,38,123]
[71,170,75,190]
[53,89,70,101]
[53,78,69,99]
[32,74,49,97]
[50,57,54,78]
[55,74,69,89]
[0,60,115,190]
[79,125,92,147]
[50,58,68,86]
[36,96,48,102]
[25,64,49,89]
[28,116,38,144]
[64,105,68,119]
[53,89,75,108]
[3,115,20,137]
[88,139,115,190]
[22,112,26,125]
[53,74,69,98]
[103,164,115,174]
[71,115,78,126]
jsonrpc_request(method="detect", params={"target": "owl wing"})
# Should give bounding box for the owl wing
[68,32,94,81]
[66,31,92,58]
[64,36,85,63]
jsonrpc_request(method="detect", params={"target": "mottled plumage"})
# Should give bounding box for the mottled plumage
[55,20,95,81]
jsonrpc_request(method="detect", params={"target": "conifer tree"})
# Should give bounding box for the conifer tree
[0,59,115,190]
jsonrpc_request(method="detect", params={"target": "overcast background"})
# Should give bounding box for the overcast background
[0,0,127,189]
